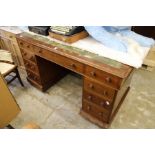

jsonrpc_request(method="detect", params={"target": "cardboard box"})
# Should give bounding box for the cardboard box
[0,73,20,128]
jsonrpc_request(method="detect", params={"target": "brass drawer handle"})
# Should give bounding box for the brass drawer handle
[25,62,29,66]
[105,101,110,106]
[23,53,27,56]
[27,45,30,48]
[31,66,35,70]
[103,91,108,96]
[39,49,42,53]
[88,95,92,101]
[105,77,112,83]
[89,83,94,89]
[54,47,58,50]
[71,63,76,68]
[27,73,31,76]
[90,71,96,77]
[99,112,103,116]
[30,56,35,61]
[87,105,91,111]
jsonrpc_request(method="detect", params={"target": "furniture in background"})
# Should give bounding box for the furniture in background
[132,26,155,71]
[132,26,155,39]
[0,73,21,128]
[16,32,134,128]
[0,27,25,70]
[0,50,24,86]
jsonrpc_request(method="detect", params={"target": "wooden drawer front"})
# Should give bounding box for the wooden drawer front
[82,100,109,122]
[55,55,84,74]
[34,45,84,74]
[24,59,39,74]
[20,48,36,63]
[27,70,41,84]
[85,66,122,89]
[84,78,115,100]
[18,40,34,52]
[33,45,56,60]
[83,91,112,110]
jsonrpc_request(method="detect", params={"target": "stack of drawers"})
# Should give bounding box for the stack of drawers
[81,66,131,128]
[18,40,42,87]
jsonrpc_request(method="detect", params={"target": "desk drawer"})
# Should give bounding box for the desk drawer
[20,48,36,63]
[83,91,112,110]
[85,66,122,89]
[84,78,115,100]
[82,100,109,123]
[27,70,41,84]
[54,54,84,74]
[18,40,34,52]
[24,59,39,75]
[34,45,84,74]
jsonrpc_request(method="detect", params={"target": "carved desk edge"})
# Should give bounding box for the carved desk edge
[16,32,134,79]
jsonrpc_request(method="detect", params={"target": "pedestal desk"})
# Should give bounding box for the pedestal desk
[16,32,134,128]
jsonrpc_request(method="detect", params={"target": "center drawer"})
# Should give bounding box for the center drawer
[54,54,84,74]
[33,45,84,74]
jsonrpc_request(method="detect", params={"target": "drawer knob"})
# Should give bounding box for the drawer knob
[31,66,35,70]
[103,91,108,96]
[105,77,112,83]
[25,62,29,66]
[105,101,110,106]
[88,95,92,100]
[71,63,76,68]
[34,76,38,81]
[39,50,42,53]
[27,45,30,48]
[89,83,94,89]
[90,71,96,77]
[20,42,23,45]
[99,112,103,116]
[87,106,91,111]
[54,47,58,50]
[30,56,35,61]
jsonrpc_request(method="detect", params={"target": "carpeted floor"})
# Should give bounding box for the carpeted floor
[9,68,155,129]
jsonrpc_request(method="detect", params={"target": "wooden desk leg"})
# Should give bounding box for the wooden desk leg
[6,124,14,129]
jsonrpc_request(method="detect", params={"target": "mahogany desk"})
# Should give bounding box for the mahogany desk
[16,32,134,128]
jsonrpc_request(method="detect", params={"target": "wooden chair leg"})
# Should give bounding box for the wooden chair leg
[15,68,24,87]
